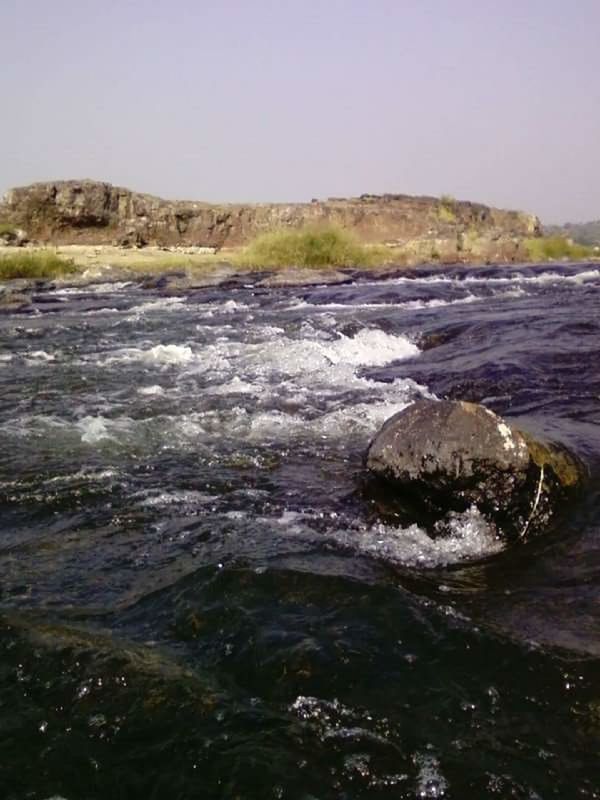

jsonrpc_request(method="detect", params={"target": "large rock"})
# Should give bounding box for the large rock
[365,399,584,540]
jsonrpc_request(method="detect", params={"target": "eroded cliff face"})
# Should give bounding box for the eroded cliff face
[0,179,541,253]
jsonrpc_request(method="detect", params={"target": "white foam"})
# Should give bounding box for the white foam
[8,318,428,454]
[189,298,250,314]
[144,344,195,365]
[388,268,600,288]
[4,388,427,456]
[285,286,535,315]
[54,281,132,295]
[138,384,165,396]
[84,307,121,315]
[290,695,361,724]
[0,413,131,449]
[527,268,599,284]
[85,326,425,447]
[288,696,395,767]
[97,329,420,396]
[572,268,600,283]
[77,416,113,444]
[495,286,526,298]
[45,468,118,484]
[401,294,479,310]
[312,397,417,438]
[0,468,118,491]
[26,350,56,363]
[189,380,426,444]
[414,752,448,798]
[103,343,195,366]
[323,329,419,366]
[138,490,217,508]
[333,506,502,568]
[127,297,186,314]
[229,504,501,568]
[220,299,249,313]
[285,294,480,312]
[207,376,263,395]
[218,330,419,384]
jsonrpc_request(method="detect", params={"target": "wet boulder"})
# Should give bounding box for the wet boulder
[365,399,584,540]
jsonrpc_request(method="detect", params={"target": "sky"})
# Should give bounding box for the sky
[1,0,599,223]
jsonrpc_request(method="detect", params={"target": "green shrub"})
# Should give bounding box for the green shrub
[0,222,17,237]
[438,205,457,224]
[438,194,458,224]
[0,251,79,280]
[524,236,595,262]
[440,193,456,206]
[235,225,387,269]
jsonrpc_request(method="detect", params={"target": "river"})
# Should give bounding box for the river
[1,263,599,798]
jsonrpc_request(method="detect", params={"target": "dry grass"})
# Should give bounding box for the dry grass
[47,245,235,274]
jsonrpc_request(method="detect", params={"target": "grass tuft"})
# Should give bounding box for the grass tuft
[234,225,387,269]
[524,236,595,262]
[0,251,79,280]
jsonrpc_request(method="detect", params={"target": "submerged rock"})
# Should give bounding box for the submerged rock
[0,288,34,313]
[140,270,188,291]
[365,399,584,541]
[0,612,221,716]
[0,613,224,790]
[257,267,352,287]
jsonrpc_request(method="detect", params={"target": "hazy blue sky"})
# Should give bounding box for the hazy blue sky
[2,0,598,222]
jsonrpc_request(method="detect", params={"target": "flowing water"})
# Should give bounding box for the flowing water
[1,263,599,799]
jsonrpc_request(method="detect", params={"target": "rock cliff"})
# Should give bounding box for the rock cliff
[0,180,541,256]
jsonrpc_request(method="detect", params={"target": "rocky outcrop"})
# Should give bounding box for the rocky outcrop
[0,180,541,254]
[365,400,584,541]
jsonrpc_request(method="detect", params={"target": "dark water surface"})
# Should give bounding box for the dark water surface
[1,264,599,799]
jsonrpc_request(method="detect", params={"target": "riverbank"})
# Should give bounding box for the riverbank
[0,244,367,291]
[2,243,599,293]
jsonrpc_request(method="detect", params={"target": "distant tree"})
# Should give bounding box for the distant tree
[544,220,600,246]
